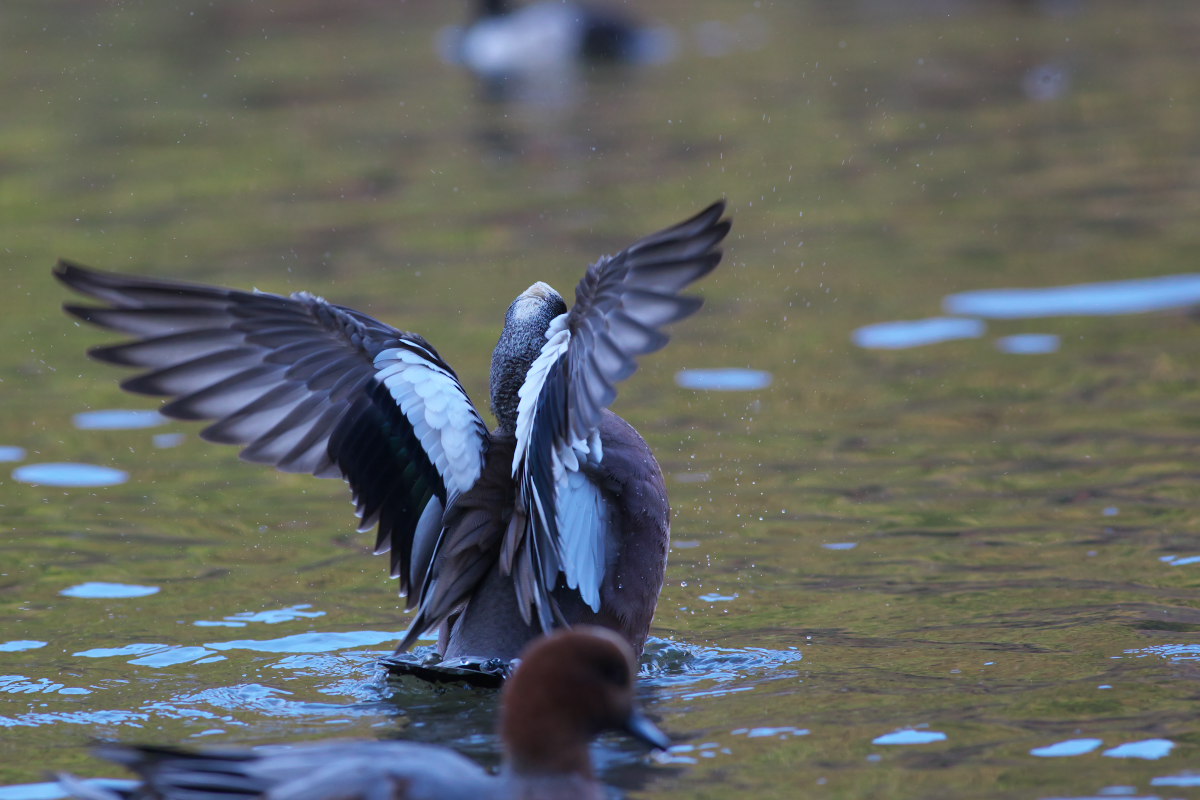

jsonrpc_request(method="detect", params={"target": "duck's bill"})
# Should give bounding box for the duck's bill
[624,708,671,750]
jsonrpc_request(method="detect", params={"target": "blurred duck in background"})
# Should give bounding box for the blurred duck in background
[438,0,677,101]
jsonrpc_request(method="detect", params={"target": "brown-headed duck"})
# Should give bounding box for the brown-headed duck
[58,626,670,800]
[55,201,730,668]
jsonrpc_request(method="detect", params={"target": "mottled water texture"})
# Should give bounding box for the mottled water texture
[2,2,1199,799]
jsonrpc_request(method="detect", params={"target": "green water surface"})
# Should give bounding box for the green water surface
[1,2,1198,798]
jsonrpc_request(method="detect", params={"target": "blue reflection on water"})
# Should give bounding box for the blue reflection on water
[60,582,159,599]
[0,446,26,462]
[194,604,326,628]
[658,741,729,765]
[996,333,1061,354]
[207,631,402,654]
[1125,644,1200,661]
[944,273,1200,318]
[675,368,773,391]
[72,409,165,430]
[1,644,394,730]
[1103,739,1175,759]
[0,676,91,696]
[75,631,404,669]
[0,780,136,800]
[733,726,808,739]
[1152,773,1200,787]
[12,463,128,487]
[0,641,46,653]
[74,643,165,659]
[1030,738,1104,757]
[856,274,1200,351]
[0,707,149,729]
[156,678,391,718]
[852,317,985,349]
[873,729,947,745]
[133,647,225,668]
[1159,555,1200,567]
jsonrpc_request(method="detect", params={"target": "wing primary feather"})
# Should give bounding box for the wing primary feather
[56,261,488,610]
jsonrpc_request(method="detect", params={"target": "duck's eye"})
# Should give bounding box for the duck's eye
[595,654,630,688]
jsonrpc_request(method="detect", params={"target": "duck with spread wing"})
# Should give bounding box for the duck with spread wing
[55,200,730,670]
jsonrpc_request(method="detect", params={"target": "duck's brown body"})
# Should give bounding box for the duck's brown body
[436,411,668,661]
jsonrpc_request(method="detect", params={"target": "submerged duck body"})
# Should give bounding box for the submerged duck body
[57,201,730,664]
[59,627,670,800]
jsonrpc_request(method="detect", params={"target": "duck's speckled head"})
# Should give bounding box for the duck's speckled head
[490,281,567,433]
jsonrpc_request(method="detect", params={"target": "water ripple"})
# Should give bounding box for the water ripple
[640,638,803,697]
[1123,644,1200,662]
[0,675,91,696]
[0,708,149,729]
[193,604,327,628]
[73,631,405,669]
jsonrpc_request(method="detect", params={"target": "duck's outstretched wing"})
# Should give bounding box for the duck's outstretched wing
[508,200,731,629]
[54,261,489,602]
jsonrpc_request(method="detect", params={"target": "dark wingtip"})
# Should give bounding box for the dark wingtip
[56,260,120,315]
[55,261,88,310]
[53,258,95,288]
[683,199,729,232]
[61,302,95,323]
[695,199,729,230]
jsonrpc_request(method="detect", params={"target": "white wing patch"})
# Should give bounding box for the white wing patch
[513,313,570,476]
[555,430,606,611]
[374,344,487,498]
[513,313,608,613]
